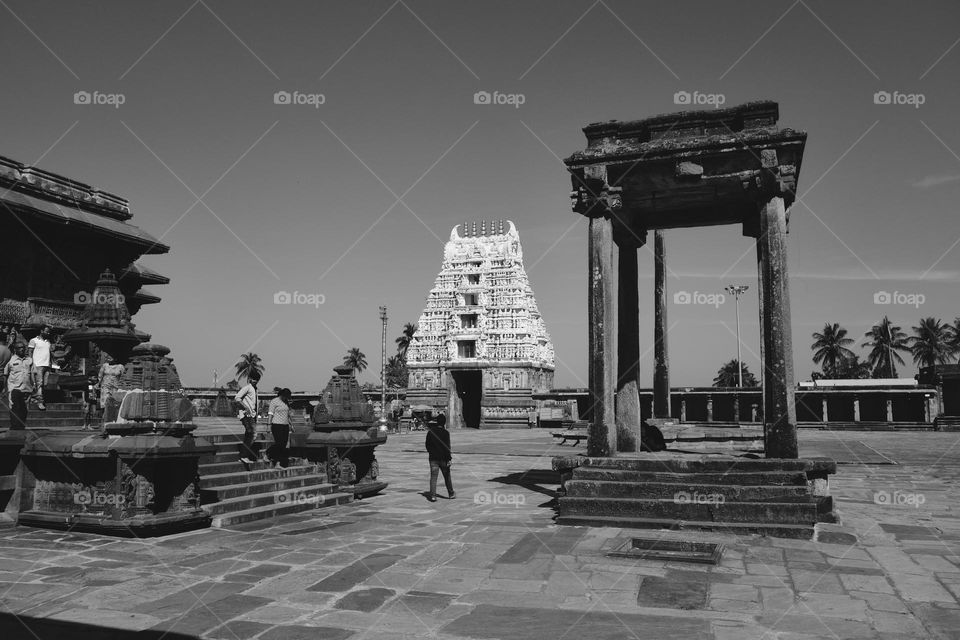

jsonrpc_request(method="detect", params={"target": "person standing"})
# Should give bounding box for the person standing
[4,343,34,430]
[97,353,125,422]
[0,341,11,410]
[234,374,260,464]
[27,326,52,410]
[425,414,455,502]
[267,388,292,468]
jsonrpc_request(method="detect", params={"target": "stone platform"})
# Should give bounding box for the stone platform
[0,428,958,639]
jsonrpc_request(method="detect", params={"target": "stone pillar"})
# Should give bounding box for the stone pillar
[616,237,641,451]
[756,197,798,458]
[706,394,714,423]
[680,398,687,422]
[653,230,671,418]
[925,396,933,423]
[733,394,740,423]
[751,403,758,422]
[853,396,861,423]
[822,397,829,423]
[886,398,894,423]
[587,214,618,457]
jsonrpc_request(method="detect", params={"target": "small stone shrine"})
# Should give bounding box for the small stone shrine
[292,366,387,497]
[406,220,555,428]
[15,342,213,536]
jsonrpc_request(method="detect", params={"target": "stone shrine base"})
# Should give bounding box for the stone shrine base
[553,453,836,539]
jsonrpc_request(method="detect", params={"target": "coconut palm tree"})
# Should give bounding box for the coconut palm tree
[343,347,368,373]
[395,323,417,360]
[909,317,955,370]
[863,316,910,378]
[811,323,856,378]
[385,355,407,388]
[235,352,264,382]
[713,360,759,388]
[951,317,960,353]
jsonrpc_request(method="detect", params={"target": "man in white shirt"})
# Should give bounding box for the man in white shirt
[234,374,260,464]
[4,343,34,429]
[27,326,52,411]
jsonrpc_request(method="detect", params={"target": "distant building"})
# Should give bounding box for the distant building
[406,221,555,428]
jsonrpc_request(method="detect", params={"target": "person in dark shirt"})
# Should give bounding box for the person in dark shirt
[425,414,455,502]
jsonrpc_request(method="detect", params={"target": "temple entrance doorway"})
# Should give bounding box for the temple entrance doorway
[452,370,482,429]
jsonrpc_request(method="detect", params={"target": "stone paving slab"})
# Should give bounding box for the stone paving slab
[1,429,960,638]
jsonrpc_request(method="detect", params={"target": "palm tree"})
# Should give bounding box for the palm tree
[909,317,955,370]
[395,323,417,360]
[811,323,856,378]
[713,360,759,387]
[951,317,960,353]
[235,352,264,382]
[385,355,407,388]
[863,316,910,378]
[343,347,368,373]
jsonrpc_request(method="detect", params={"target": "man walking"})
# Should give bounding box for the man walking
[234,374,260,464]
[425,414,455,502]
[28,326,52,411]
[4,343,34,430]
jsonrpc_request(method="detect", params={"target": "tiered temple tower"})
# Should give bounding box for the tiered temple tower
[406,220,555,429]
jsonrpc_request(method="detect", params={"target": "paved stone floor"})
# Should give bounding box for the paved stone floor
[2,426,960,639]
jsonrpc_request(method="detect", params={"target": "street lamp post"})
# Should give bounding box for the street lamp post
[379,306,388,427]
[724,285,749,387]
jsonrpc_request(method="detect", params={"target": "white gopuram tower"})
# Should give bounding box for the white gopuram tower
[406,220,555,429]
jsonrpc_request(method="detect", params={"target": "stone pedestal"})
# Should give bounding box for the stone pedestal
[17,431,213,536]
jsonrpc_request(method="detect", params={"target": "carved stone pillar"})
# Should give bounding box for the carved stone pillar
[706,394,714,423]
[853,396,861,423]
[756,197,797,458]
[616,236,641,451]
[653,230,671,418]
[587,213,617,457]
[822,397,829,423]
[886,398,894,423]
[680,398,687,422]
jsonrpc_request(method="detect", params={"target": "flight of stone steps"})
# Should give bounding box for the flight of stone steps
[197,426,352,528]
[556,456,836,539]
[0,401,86,429]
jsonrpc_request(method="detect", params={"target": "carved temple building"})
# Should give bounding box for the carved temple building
[0,154,168,383]
[406,221,555,429]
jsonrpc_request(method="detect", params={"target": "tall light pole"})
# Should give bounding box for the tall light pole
[725,285,749,387]
[379,306,388,425]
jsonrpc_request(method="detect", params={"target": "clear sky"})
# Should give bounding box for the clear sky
[2,1,958,389]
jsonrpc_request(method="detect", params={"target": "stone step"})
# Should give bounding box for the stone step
[558,496,823,525]
[210,492,352,528]
[201,473,329,501]
[202,483,339,516]
[571,468,808,486]
[200,463,319,488]
[200,460,276,475]
[555,514,816,539]
[557,455,835,475]
[0,417,86,428]
[564,480,811,501]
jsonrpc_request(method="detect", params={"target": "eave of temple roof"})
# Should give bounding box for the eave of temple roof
[130,287,162,304]
[0,189,169,254]
[121,262,171,285]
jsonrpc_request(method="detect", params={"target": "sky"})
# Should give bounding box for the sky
[1,0,959,390]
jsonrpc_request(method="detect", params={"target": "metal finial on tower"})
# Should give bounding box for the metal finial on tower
[471,221,477,236]
[481,220,486,236]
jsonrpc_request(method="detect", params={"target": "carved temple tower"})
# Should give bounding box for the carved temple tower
[406,220,555,429]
